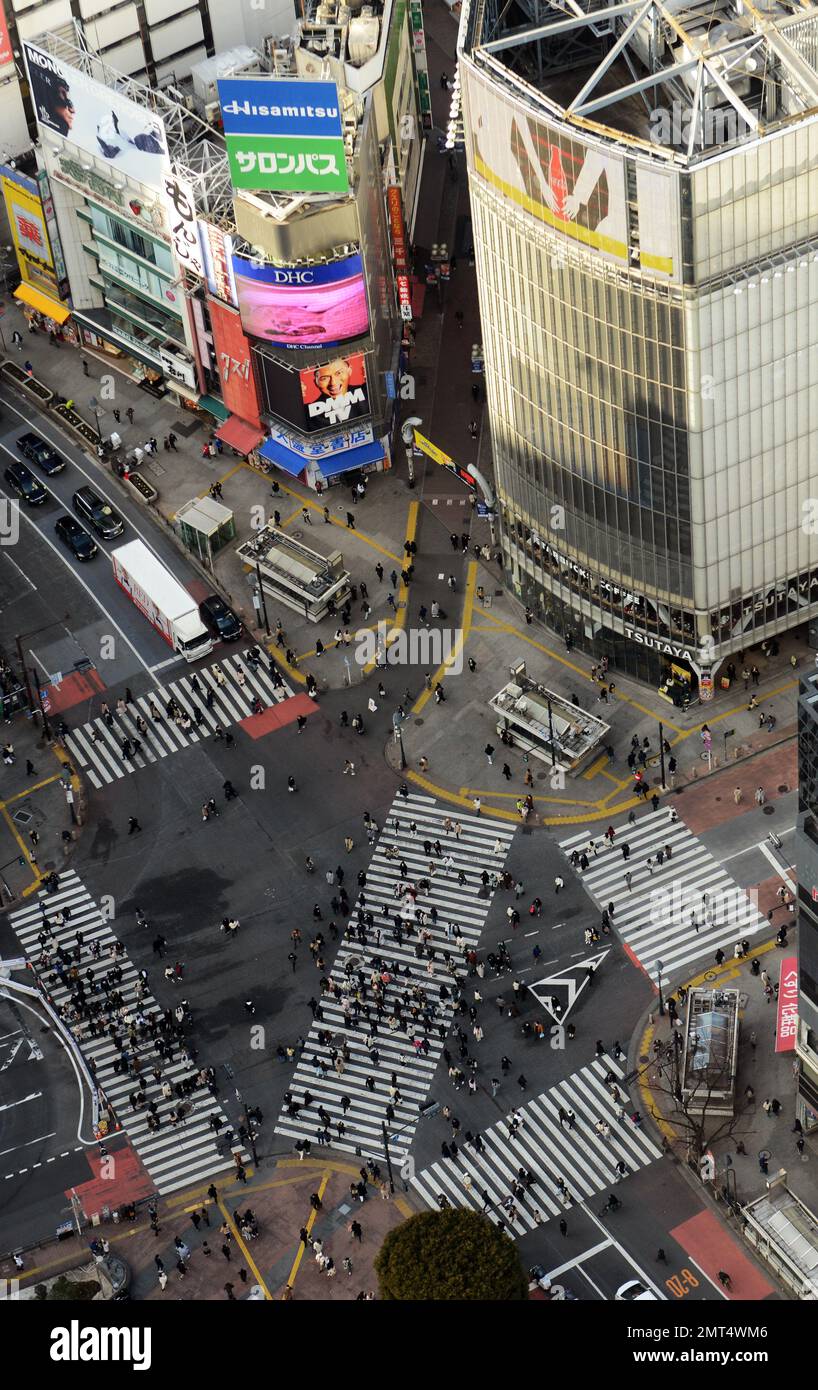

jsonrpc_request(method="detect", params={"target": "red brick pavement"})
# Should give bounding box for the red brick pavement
[677,739,797,835]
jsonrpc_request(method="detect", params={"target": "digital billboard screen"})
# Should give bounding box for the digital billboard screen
[23,42,170,191]
[232,253,369,349]
[300,354,369,432]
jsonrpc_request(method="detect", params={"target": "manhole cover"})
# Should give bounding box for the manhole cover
[414,718,424,726]
[715,797,721,803]
[12,809,32,826]
[778,784,789,794]
[763,804,775,814]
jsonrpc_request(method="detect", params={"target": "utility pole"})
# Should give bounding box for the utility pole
[254,560,271,637]
[382,1120,396,1194]
[658,720,666,789]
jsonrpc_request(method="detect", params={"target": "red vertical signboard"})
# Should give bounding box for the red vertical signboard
[0,4,12,68]
[386,186,412,322]
[207,298,261,428]
[775,956,798,1053]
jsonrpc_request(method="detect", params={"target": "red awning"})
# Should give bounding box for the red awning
[410,277,425,320]
[215,415,264,455]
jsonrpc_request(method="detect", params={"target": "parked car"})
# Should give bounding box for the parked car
[16,431,65,475]
[72,485,125,540]
[4,459,48,506]
[55,514,98,561]
[199,593,242,642]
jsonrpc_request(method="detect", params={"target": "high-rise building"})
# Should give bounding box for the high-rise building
[458,0,818,692]
[796,669,818,1131]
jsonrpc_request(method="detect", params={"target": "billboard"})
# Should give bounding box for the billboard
[23,42,170,191]
[200,222,237,307]
[464,63,628,265]
[207,299,261,426]
[163,170,205,281]
[268,420,374,459]
[2,174,63,301]
[232,253,369,349]
[0,4,11,69]
[218,77,348,194]
[300,354,369,431]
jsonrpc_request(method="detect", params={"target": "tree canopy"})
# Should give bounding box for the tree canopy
[375,1208,528,1301]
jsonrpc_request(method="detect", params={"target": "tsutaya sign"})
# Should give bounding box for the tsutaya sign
[624,626,694,662]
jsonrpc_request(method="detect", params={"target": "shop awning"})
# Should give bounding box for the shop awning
[215,415,264,455]
[257,436,307,479]
[319,440,385,479]
[198,394,229,422]
[14,284,71,323]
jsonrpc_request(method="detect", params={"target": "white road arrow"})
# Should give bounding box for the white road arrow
[529,949,611,1021]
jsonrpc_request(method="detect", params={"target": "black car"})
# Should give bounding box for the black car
[200,594,242,642]
[55,514,98,561]
[4,460,48,506]
[17,431,65,475]
[72,485,125,540]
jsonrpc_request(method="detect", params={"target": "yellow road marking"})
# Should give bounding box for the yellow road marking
[582,753,608,781]
[412,561,476,714]
[248,468,403,562]
[219,1193,272,1300]
[458,785,600,807]
[284,1170,330,1295]
[362,501,419,675]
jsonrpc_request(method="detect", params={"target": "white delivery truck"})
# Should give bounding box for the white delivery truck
[111,539,212,661]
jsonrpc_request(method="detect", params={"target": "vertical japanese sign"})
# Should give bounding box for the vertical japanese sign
[36,170,69,298]
[775,957,798,1053]
[409,0,432,123]
[207,298,261,427]
[163,170,205,280]
[387,186,412,321]
[200,221,237,307]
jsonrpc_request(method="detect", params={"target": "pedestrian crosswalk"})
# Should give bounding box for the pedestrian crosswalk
[274,792,516,1161]
[411,1056,662,1234]
[559,810,766,978]
[8,871,245,1195]
[64,654,294,789]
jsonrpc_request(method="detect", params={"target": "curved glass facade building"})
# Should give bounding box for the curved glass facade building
[459,0,818,690]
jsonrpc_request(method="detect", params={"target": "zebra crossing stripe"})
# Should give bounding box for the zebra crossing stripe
[8,871,246,1194]
[64,656,294,786]
[559,811,766,977]
[274,793,516,1160]
[411,1056,661,1235]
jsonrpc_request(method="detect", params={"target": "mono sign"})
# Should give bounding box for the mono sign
[624,627,694,661]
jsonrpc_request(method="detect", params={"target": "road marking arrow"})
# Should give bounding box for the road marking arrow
[529,949,611,1022]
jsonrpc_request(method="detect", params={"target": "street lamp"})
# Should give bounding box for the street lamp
[658,720,667,789]
[400,416,422,490]
[234,1087,260,1169]
[253,559,270,636]
[88,395,103,442]
[656,958,665,1017]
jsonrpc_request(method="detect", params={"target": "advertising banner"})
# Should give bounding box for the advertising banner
[232,252,369,349]
[1,174,63,301]
[300,354,369,431]
[163,170,205,281]
[207,298,261,426]
[635,164,679,281]
[775,956,798,1053]
[464,63,628,265]
[23,42,170,191]
[36,170,69,297]
[225,133,349,194]
[218,77,348,195]
[200,222,237,307]
[268,420,374,459]
[0,3,12,69]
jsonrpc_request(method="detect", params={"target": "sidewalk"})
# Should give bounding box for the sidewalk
[0,1151,416,1301]
[637,936,817,1236]
[0,703,80,902]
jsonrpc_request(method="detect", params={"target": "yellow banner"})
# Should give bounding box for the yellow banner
[2,176,58,297]
[413,430,453,467]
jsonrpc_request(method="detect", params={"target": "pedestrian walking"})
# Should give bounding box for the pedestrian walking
[559,1218,568,1237]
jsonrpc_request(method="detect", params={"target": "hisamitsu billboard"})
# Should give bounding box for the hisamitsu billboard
[217,79,343,139]
[218,77,348,195]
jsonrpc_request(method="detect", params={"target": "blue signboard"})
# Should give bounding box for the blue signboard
[217,78,343,140]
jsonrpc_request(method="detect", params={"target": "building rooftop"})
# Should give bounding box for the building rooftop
[462,0,818,163]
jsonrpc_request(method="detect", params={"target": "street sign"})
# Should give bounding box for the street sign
[476,502,495,519]
[412,429,452,468]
